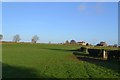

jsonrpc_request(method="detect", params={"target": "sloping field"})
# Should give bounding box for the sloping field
[2,43,120,78]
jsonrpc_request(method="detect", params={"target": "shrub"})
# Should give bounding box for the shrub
[107,50,120,61]
[88,49,104,57]
[73,51,89,56]
[73,51,83,55]
[70,40,76,44]
[80,47,87,53]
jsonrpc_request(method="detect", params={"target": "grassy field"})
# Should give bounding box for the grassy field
[2,43,120,78]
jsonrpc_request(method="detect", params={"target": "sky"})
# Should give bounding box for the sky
[2,2,118,45]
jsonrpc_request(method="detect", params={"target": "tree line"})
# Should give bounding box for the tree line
[0,34,39,43]
[0,34,118,47]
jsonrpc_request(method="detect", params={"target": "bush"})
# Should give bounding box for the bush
[107,50,120,61]
[73,51,89,56]
[88,49,104,57]
[80,47,87,53]
[73,51,83,55]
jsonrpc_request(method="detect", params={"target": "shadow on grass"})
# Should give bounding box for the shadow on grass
[44,47,120,75]
[2,62,52,78]
[73,53,120,75]
[42,48,78,52]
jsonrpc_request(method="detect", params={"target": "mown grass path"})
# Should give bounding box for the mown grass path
[2,43,120,78]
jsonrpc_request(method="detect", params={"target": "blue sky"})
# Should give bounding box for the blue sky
[2,2,118,45]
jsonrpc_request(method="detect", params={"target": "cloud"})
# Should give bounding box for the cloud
[79,4,86,10]
[78,3,104,14]
[94,3,104,13]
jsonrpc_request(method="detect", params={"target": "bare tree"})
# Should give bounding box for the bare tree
[65,40,69,44]
[13,34,21,42]
[49,41,51,44]
[0,34,3,41]
[31,35,39,43]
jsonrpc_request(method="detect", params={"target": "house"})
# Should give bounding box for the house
[77,41,87,45]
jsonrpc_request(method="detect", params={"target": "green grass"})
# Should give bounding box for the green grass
[2,43,120,78]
